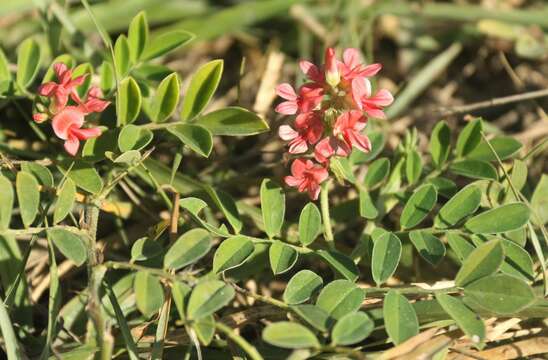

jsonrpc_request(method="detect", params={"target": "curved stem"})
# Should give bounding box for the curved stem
[320,181,334,248]
[215,322,264,360]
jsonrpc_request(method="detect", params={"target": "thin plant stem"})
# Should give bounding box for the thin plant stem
[215,322,264,360]
[320,181,335,248]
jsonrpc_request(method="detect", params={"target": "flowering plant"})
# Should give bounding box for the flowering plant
[278,48,393,199]
[0,2,546,360]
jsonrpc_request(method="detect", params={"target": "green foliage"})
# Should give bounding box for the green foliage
[0,5,545,359]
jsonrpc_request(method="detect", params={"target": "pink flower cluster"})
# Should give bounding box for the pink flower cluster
[34,63,109,156]
[277,48,393,200]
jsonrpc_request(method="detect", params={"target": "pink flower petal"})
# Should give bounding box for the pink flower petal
[369,89,394,106]
[284,175,302,187]
[52,107,85,140]
[276,83,297,100]
[290,158,308,178]
[70,126,102,140]
[364,107,386,119]
[346,130,371,153]
[275,101,298,115]
[357,63,382,77]
[278,125,298,141]
[299,60,323,83]
[308,182,321,200]
[38,82,57,96]
[63,134,80,156]
[343,48,361,69]
[288,138,308,154]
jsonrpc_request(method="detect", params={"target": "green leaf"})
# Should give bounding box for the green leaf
[436,294,485,345]
[142,30,194,60]
[426,177,457,199]
[430,120,451,168]
[53,178,76,224]
[82,128,119,162]
[16,171,39,227]
[450,160,498,180]
[114,35,131,77]
[167,124,213,158]
[172,281,191,321]
[291,304,330,331]
[464,274,535,315]
[212,235,254,273]
[316,250,359,281]
[0,47,11,81]
[16,38,40,89]
[283,270,323,305]
[99,61,115,93]
[351,131,385,164]
[456,118,482,157]
[316,280,365,320]
[364,157,390,189]
[331,311,373,346]
[117,77,142,125]
[371,233,402,285]
[359,188,378,219]
[531,174,548,225]
[500,240,534,281]
[21,162,53,187]
[510,159,528,192]
[204,186,242,233]
[181,60,224,121]
[164,229,212,270]
[447,233,475,263]
[269,241,297,275]
[467,136,522,162]
[192,315,215,346]
[383,290,419,345]
[455,239,504,287]
[400,184,437,229]
[118,124,152,152]
[198,107,269,136]
[330,157,355,184]
[0,175,14,230]
[409,230,446,266]
[151,73,180,122]
[47,229,87,266]
[262,322,319,349]
[186,280,234,320]
[131,237,162,262]
[434,184,481,229]
[128,11,148,62]
[260,179,285,239]
[134,271,164,318]
[298,202,321,246]
[405,149,422,184]
[58,160,103,194]
[464,203,530,234]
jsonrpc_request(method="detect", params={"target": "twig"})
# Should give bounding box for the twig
[439,89,548,116]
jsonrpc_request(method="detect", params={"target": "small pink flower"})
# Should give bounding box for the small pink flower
[333,110,371,153]
[38,63,87,113]
[284,158,329,200]
[339,48,382,82]
[360,89,394,119]
[314,136,351,163]
[52,106,102,156]
[32,113,48,123]
[278,112,324,154]
[275,83,324,115]
[324,48,340,87]
[299,60,324,84]
[78,86,110,114]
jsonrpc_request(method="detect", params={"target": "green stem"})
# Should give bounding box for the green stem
[0,296,21,360]
[320,181,334,247]
[215,322,264,360]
